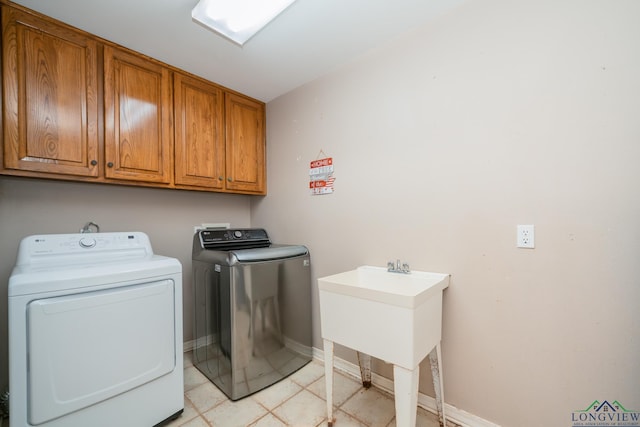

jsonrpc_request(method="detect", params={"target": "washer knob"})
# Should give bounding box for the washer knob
[233,230,242,239]
[79,237,97,248]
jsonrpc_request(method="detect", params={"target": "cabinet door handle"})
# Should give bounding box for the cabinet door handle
[107,162,114,168]
[227,177,232,182]
[90,160,97,166]
[218,176,223,181]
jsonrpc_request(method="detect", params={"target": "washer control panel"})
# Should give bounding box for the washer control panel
[199,228,270,250]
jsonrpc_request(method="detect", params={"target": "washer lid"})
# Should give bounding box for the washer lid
[227,244,309,264]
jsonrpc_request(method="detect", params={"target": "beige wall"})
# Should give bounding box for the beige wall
[251,0,640,425]
[0,176,251,393]
[1,1,639,425]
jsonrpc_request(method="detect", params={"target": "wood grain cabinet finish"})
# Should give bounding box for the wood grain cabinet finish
[174,74,266,194]
[1,6,99,177]
[103,46,173,185]
[174,72,225,190]
[1,2,266,194]
[225,93,265,194]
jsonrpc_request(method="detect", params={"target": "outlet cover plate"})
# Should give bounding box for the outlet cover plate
[517,224,535,248]
[193,223,230,233]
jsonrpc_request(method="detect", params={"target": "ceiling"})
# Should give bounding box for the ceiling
[11,0,466,102]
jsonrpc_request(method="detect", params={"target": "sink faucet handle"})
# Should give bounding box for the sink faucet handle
[388,259,411,273]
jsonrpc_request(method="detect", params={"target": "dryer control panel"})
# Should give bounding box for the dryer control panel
[15,232,152,266]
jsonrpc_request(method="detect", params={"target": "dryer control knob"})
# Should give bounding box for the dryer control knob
[79,237,97,248]
[234,230,243,238]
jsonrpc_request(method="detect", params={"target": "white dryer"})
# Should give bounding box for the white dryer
[9,232,183,427]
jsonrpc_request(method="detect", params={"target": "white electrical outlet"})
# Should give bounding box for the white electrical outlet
[517,225,535,248]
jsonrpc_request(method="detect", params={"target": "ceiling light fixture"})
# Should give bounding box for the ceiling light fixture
[192,0,298,46]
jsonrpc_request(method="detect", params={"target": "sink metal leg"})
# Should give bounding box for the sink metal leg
[392,364,419,427]
[323,339,335,426]
[356,351,372,388]
[428,343,446,427]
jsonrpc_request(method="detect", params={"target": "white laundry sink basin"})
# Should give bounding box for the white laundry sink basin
[318,265,449,309]
[318,265,449,369]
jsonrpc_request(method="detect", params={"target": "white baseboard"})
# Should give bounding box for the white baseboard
[183,339,196,352]
[312,347,499,427]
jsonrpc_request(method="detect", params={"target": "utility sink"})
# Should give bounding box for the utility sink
[318,265,450,427]
[318,266,449,369]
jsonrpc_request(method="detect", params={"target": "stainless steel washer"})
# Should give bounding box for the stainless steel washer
[192,228,312,400]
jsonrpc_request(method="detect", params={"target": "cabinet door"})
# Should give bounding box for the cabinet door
[225,93,265,194]
[174,73,225,189]
[1,7,99,177]
[104,46,172,184]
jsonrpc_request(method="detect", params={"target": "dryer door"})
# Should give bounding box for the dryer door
[27,279,176,425]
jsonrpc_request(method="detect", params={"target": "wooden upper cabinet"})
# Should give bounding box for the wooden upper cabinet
[103,46,173,184]
[1,6,99,177]
[174,73,225,189]
[225,93,265,194]
[1,3,266,194]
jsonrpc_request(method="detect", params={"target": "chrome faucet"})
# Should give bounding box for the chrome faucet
[387,259,411,274]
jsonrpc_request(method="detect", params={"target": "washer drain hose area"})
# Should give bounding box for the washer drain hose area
[80,221,100,233]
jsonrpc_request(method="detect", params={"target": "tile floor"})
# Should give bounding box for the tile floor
[167,352,454,427]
